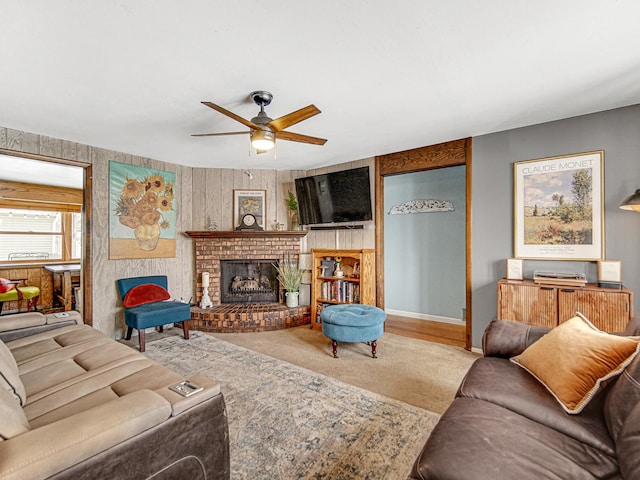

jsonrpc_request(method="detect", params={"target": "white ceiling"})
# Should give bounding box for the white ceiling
[2,1,640,173]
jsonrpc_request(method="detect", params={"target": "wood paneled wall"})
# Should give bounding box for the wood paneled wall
[0,126,374,337]
[0,127,194,338]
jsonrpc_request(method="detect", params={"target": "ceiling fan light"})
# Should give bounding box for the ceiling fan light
[251,129,275,151]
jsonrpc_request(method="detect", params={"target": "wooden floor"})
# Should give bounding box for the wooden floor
[385,314,468,349]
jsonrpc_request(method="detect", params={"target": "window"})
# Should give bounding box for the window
[0,208,81,262]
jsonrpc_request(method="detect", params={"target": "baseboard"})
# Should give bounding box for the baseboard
[385,309,465,326]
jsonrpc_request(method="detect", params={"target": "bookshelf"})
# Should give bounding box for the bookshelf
[310,248,375,330]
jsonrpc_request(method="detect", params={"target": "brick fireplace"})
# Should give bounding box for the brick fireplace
[185,231,310,333]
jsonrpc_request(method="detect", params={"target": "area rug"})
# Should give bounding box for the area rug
[143,331,439,480]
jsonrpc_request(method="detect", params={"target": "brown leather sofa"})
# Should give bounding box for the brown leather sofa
[409,318,640,480]
[0,313,230,480]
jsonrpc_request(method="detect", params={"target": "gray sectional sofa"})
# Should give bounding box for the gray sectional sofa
[0,312,230,480]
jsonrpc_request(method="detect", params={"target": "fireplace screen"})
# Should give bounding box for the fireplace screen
[220,259,279,304]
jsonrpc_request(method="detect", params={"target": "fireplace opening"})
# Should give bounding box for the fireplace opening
[220,259,279,304]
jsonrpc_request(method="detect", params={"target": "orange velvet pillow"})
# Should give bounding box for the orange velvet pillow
[511,313,640,414]
[0,278,17,294]
[123,283,171,308]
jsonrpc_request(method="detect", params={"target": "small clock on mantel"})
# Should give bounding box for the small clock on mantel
[236,213,263,231]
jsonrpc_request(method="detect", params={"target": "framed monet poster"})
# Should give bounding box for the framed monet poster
[513,151,604,260]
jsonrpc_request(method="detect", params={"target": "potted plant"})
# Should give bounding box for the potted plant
[286,190,301,231]
[273,256,304,307]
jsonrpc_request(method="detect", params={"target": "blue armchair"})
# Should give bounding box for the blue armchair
[116,275,190,352]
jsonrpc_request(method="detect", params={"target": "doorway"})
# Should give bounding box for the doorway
[375,139,472,349]
[0,149,92,324]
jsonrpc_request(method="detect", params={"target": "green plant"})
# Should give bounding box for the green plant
[286,190,298,211]
[273,257,303,292]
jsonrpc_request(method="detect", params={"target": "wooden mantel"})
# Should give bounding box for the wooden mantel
[184,230,307,239]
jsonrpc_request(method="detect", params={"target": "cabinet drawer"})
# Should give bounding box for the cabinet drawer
[558,288,630,332]
[498,283,557,328]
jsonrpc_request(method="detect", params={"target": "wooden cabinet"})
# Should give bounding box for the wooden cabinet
[497,279,633,332]
[310,249,375,331]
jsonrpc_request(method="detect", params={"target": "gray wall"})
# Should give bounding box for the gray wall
[384,166,466,320]
[472,104,640,347]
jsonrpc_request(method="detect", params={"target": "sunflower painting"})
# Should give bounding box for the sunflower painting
[109,161,176,259]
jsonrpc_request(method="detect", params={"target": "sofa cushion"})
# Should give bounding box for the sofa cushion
[8,325,101,364]
[616,401,640,479]
[511,313,640,414]
[604,353,640,443]
[482,319,550,358]
[123,283,171,308]
[0,387,29,440]
[458,357,615,455]
[0,312,46,333]
[410,397,620,480]
[0,340,26,406]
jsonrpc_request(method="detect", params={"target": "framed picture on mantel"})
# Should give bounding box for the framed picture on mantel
[233,190,266,230]
[513,151,604,261]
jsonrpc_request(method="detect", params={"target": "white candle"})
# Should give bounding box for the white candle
[202,272,210,288]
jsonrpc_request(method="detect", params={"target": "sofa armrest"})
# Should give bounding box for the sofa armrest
[0,390,171,480]
[482,320,550,358]
[622,316,640,336]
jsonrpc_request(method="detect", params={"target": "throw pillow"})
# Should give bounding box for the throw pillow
[0,278,16,294]
[511,312,640,414]
[123,283,171,308]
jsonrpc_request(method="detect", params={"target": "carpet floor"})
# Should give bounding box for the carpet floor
[211,325,479,414]
[143,331,441,480]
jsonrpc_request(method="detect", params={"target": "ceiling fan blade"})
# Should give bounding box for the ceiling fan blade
[268,105,321,132]
[191,131,249,137]
[201,102,260,129]
[276,130,327,145]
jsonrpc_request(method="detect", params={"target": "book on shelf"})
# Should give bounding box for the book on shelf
[320,280,360,303]
[316,302,332,324]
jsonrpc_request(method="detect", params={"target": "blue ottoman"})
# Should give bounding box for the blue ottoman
[320,304,386,358]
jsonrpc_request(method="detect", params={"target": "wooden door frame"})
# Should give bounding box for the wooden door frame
[0,148,92,326]
[375,138,472,349]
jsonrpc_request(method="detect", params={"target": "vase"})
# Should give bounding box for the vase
[134,223,161,251]
[288,210,300,231]
[286,291,299,308]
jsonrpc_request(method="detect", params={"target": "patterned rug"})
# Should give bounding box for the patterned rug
[144,331,439,480]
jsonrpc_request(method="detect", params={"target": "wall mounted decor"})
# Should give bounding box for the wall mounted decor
[513,151,604,260]
[233,190,266,229]
[388,199,454,215]
[109,161,176,259]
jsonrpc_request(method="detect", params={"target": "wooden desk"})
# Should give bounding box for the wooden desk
[45,264,81,311]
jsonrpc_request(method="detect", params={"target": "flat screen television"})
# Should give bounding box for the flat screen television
[295,166,373,225]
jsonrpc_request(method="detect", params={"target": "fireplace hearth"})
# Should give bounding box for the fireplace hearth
[185,230,310,333]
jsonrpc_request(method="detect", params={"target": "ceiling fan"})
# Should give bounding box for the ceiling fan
[192,90,327,153]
